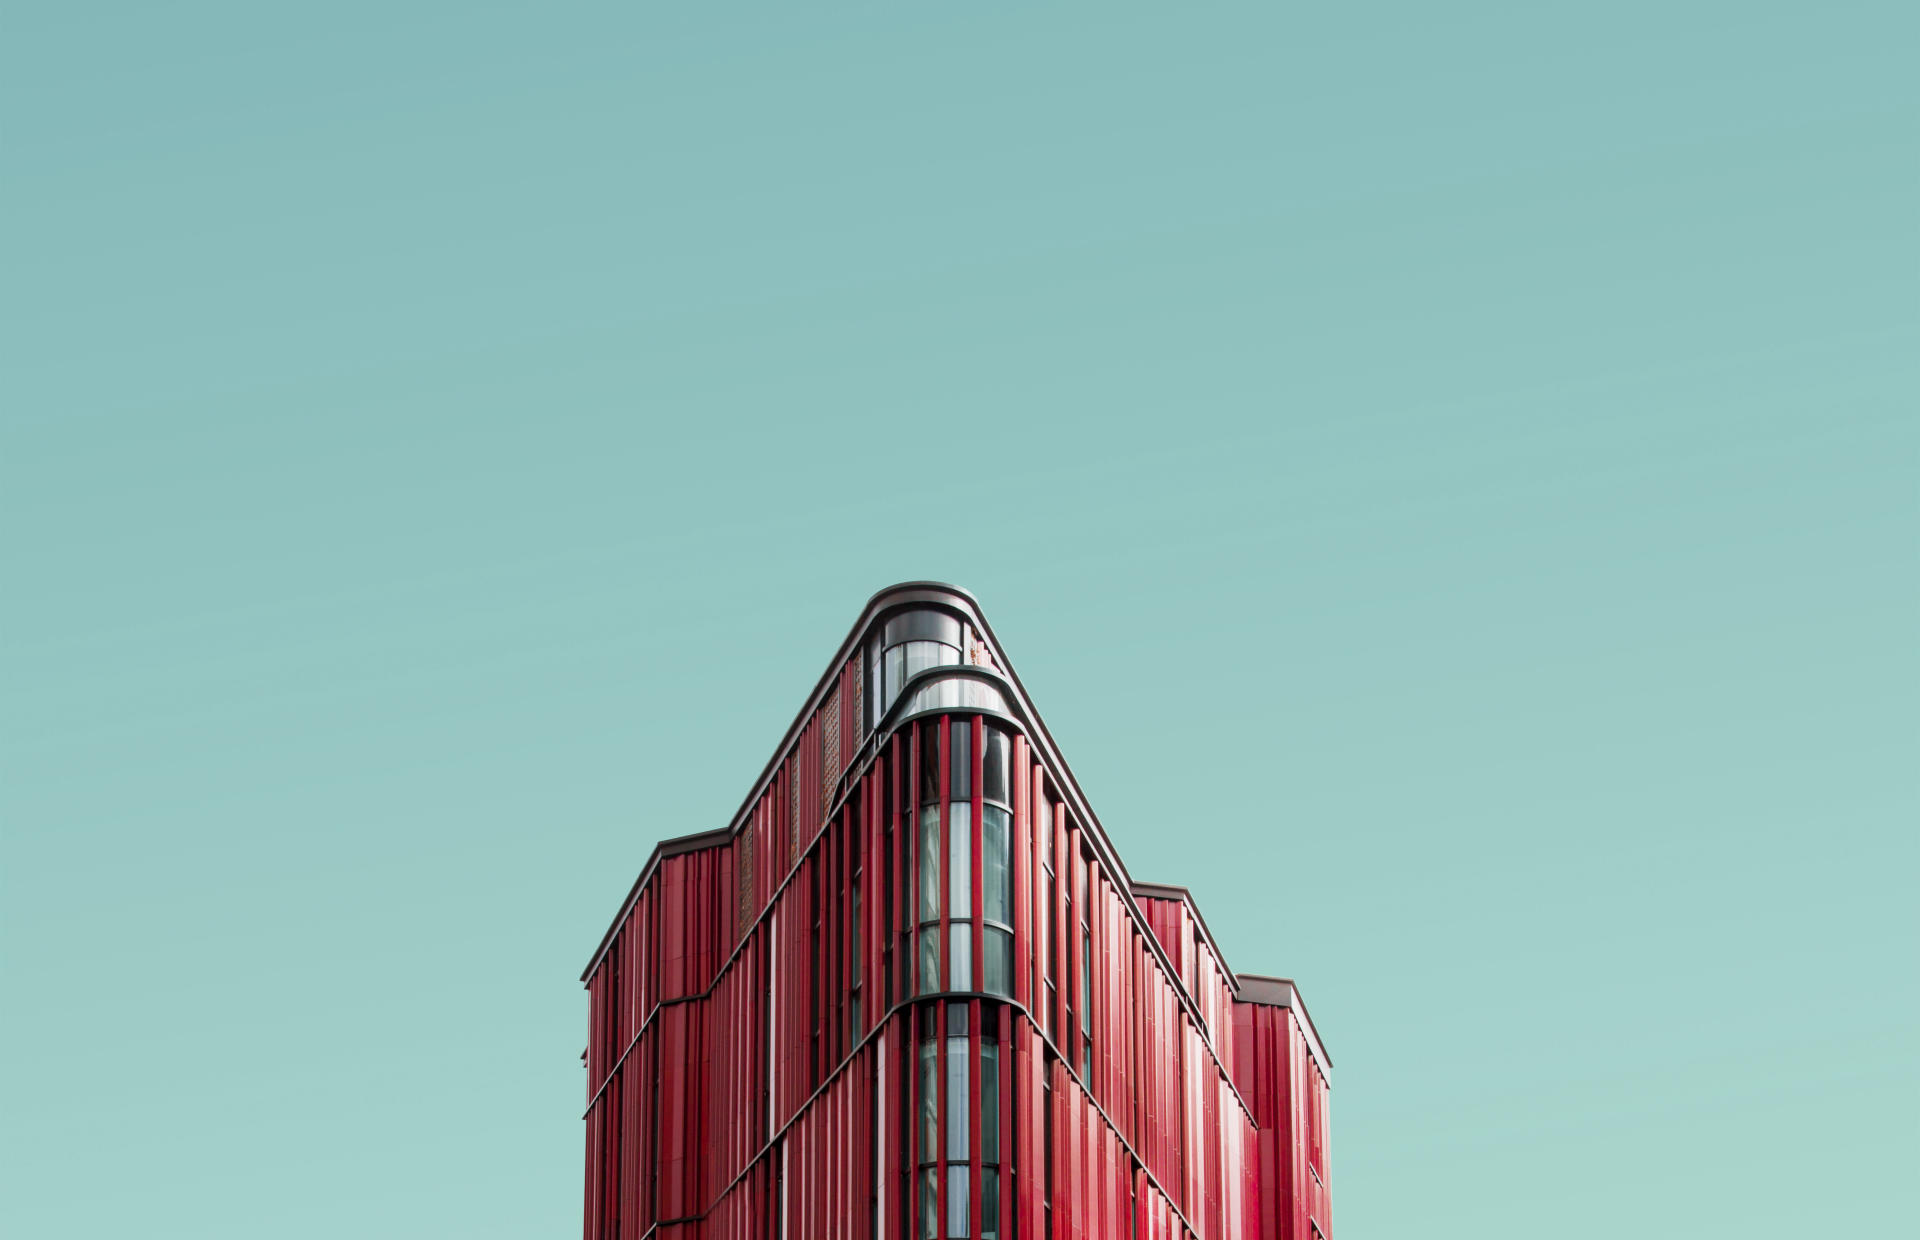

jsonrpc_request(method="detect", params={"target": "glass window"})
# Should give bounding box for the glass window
[919,806,941,922]
[982,725,1010,806]
[948,718,971,800]
[1082,930,1093,1033]
[982,1025,1002,1240]
[919,722,941,806]
[946,1166,969,1239]
[886,644,908,710]
[948,932,972,990]
[984,927,1012,998]
[945,1031,968,1155]
[919,1168,938,1240]
[905,640,961,689]
[918,999,977,1240]
[880,613,963,715]
[983,807,1010,925]
[885,609,962,648]
[919,1035,939,1152]
[901,676,1009,717]
[981,1038,999,1163]
[948,802,971,918]
[919,930,939,995]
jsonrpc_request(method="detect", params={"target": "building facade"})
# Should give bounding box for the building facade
[581,584,1331,1240]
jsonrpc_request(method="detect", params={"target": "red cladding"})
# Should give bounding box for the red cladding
[581,598,1332,1239]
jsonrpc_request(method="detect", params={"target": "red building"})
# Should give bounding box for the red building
[582,584,1331,1240]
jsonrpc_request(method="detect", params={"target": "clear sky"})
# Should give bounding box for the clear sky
[5,4,1914,1237]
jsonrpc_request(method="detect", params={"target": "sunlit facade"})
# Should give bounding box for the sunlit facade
[581,583,1332,1240]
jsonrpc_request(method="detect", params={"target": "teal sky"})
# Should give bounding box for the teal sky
[5,4,1915,1236]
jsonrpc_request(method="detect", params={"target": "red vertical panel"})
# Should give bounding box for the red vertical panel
[583,1104,599,1240]
[936,992,948,1236]
[1030,770,1046,1040]
[907,1006,921,1240]
[970,715,984,1000]
[824,812,837,1080]
[938,716,950,990]
[1050,799,1065,1048]
[997,1003,1013,1240]
[838,806,849,1064]
[661,859,684,1001]
[659,1004,683,1221]
[842,803,851,1053]
[968,998,982,1240]
[1095,878,1108,1106]
[1011,735,1030,1010]
[892,733,905,1010]
[1072,1062,1087,1240]
[908,726,921,1002]
[863,779,876,1042]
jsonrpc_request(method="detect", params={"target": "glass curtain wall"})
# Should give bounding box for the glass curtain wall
[869,610,964,731]
[907,714,1015,1239]
[915,1002,1003,1240]
[915,716,1013,998]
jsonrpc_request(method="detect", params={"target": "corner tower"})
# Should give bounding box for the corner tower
[581,583,1332,1240]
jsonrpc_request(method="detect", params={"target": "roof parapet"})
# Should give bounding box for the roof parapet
[1234,973,1333,1078]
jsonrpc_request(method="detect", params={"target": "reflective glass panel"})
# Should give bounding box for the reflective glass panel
[919,805,941,921]
[984,927,1012,998]
[885,645,906,711]
[945,1033,968,1154]
[903,640,961,689]
[1082,930,1093,1033]
[981,1038,1000,1163]
[919,1168,938,1240]
[982,725,1010,805]
[948,801,971,917]
[919,1035,938,1152]
[949,716,971,800]
[946,1165,969,1239]
[982,1168,1000,1240]
[983,807,1010,924]
[885,609,962,648]
[948,931,972,991]
[919,722,941,806]
[919,929,939,995]
[902,676,1009,717]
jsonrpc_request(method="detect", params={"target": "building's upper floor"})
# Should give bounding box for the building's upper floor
[582,583,1328,1079]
